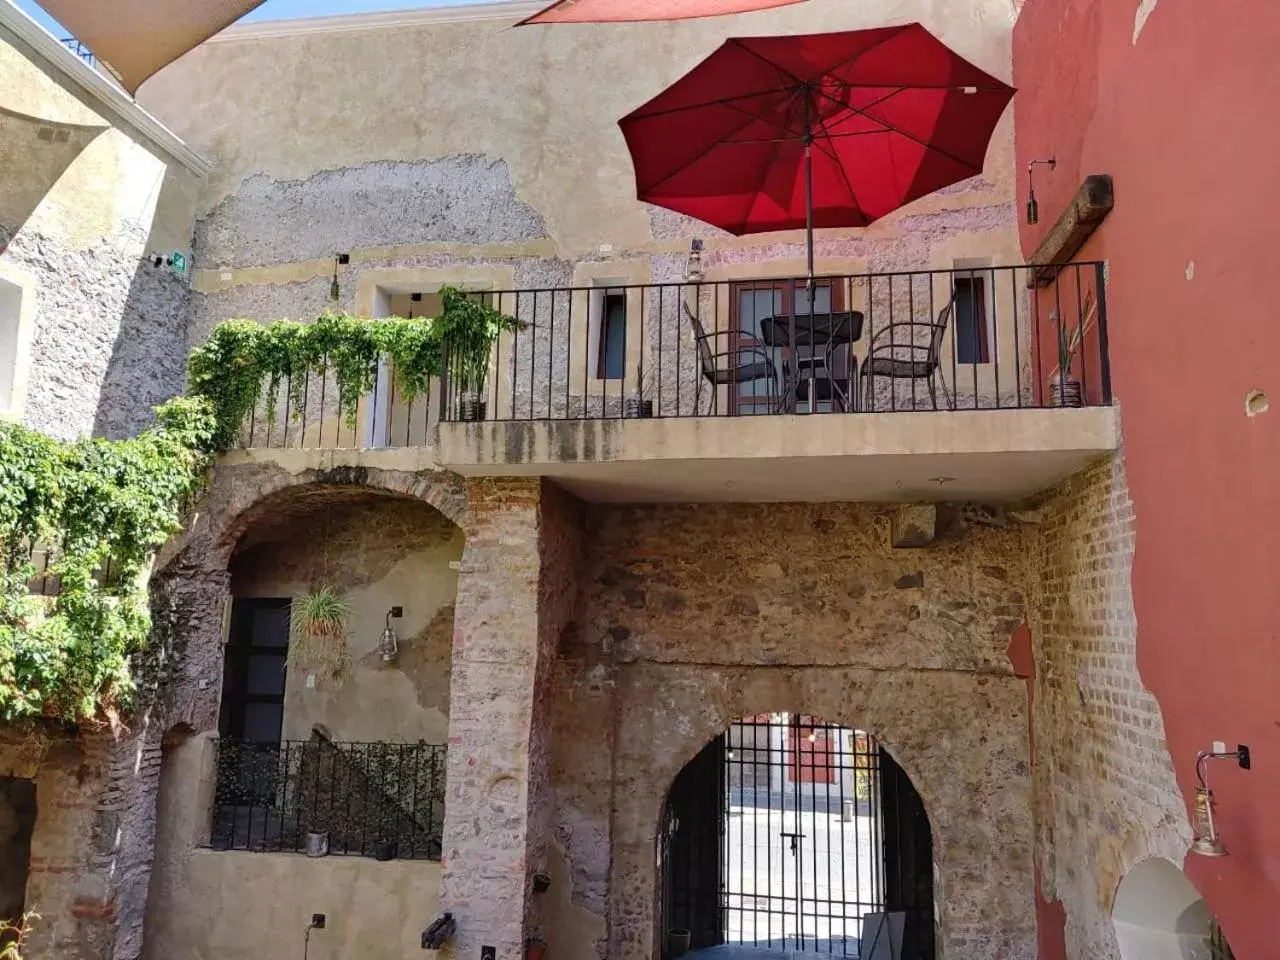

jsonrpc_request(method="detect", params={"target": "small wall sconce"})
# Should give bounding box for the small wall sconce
[1191,744,1251,857]
[1026,158,1056,225]
[330,253,350,302]
[686,238,705,282]
[379,606,403,662]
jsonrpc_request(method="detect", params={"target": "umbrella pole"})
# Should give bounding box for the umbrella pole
[805,134,815,316]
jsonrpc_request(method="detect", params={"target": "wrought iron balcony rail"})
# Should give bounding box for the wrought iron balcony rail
[229,262,1109,449]
[209,737,446,861]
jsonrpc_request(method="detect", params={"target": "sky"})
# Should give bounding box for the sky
[14,0,493,39]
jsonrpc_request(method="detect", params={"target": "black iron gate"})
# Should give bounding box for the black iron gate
[662,715,935,959]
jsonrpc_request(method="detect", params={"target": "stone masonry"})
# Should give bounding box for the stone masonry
[1026,455,1190,958]
[546,501,1040,960]
[441,478,582,960]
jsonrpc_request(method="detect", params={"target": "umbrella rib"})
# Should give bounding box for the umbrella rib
[738,84,807,232]
[630,85,806,121]
[809,104,867,223]
[639,69,805,196]
[818,89,984,175]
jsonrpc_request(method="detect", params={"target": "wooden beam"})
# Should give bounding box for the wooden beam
[1028,175,1114,287]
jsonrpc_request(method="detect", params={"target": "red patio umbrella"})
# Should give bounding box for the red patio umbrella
[520,0,806,25]
[619,24,1015,285]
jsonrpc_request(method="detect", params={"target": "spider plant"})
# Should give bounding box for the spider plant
[288,586,352,684]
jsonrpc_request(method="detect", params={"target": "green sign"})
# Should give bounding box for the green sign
[170,251,187,276]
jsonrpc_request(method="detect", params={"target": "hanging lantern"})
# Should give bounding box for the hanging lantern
[1191,786,1227,857]
[379,606,403,663]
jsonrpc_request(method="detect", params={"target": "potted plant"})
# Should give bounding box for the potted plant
[1049,307,1084,408]
[305,830,330,858]
[434,286,525,422]
[289,586,351,686]
[624,364,654,419]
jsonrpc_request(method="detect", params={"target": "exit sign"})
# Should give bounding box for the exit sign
[170,251,187,276]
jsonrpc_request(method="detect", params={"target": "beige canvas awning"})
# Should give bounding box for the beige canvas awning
[36,0,267,93]
[0,104,106,236]
[520,0,806,24]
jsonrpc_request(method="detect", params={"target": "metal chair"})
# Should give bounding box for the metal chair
[683,303,780,414]
[861,294,957,411]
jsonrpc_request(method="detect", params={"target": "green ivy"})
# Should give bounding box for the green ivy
[0,286,520,723]
[0,398,215,722]
[188,286,520,452]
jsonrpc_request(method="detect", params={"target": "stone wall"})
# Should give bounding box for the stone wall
[548,501,1039,960]
[441,478,583,960]
[0,35,199,440]
[1026,455,1189,958]
[137,0,1020,408]
[2,225,190,440]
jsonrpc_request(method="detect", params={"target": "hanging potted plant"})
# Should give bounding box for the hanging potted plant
[1048,306,1085,408]
[435,286,525,422]
[289,586,351,686]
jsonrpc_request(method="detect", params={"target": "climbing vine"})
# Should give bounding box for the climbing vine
[0,398,214,723]
[187,286,520,451]
[0,286,519,723]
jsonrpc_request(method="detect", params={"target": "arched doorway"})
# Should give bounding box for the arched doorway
[1113,858,1233,960]
[659,714,935,960]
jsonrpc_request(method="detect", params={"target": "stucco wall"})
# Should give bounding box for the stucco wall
[0,35,200,439]
[1013,1,1278,955]
[229,494,462,745]
[144,733,442,960]
[137,0,1020,379]
[547,501,1039,960]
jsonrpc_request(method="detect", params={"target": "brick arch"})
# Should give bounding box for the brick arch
[208,463,468,563]
[153,459,469,579]
[608,664,1035,960]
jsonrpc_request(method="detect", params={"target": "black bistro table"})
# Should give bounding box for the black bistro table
[758,310,865,413]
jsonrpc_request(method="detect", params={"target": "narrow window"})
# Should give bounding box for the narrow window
[597,291,627,380]
[954,274,990,364]
[0,277,22,412]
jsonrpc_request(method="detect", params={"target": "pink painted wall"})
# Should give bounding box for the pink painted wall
[1014,0,1280,956]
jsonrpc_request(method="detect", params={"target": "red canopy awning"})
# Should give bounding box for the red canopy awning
[520,0,806,25]
[37,0,267,93]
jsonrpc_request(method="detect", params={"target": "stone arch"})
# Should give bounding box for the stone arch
[657,710,936,958]
[607,664,1035,960]
[1112,857,1220,960]
[130,459,470,960]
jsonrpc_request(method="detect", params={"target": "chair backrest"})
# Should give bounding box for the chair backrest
[928,294,959,364]
[682,303,717,380]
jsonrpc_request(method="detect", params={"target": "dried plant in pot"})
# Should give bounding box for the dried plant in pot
[624,366,654,419]
[1048,306,1085,408]
[288,586,351,687]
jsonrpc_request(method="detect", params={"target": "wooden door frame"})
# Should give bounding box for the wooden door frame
[728,278,847,415]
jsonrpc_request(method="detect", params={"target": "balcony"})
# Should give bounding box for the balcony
[229,263,1117,503]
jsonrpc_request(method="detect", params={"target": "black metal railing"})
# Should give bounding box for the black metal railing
[440,262,1110,423]
[228,262,1109,449]
[60,38,96,66]
[209,737,447,861]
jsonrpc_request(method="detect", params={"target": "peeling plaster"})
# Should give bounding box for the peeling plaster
[1133,0,1161,44]
[196,156,549,269]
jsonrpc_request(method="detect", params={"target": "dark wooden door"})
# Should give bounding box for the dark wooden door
[880,749,935,959]
[662,735,726,952]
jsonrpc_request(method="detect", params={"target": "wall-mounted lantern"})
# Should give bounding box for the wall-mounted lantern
[1026,158,1056,225]
[379,606,403,662]
[1191,744,1251,857]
